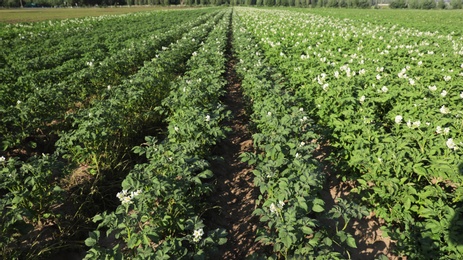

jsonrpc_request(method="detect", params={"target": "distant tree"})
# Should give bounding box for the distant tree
[436,0,445,8]
[357,0,370,7]
[450,0,462,8]
[281,0,288,5]
[389,0,406,7]
[338,0,347,6]
[264,0,274,5]
[256,0,262,5]
[326,0,337,7]
[408,0,419,8]
[5,0,18,6]
[419,0,433,8]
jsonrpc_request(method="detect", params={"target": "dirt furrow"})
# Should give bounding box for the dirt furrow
[205,15,264,259]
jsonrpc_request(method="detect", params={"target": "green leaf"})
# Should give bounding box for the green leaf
[93,214,104,223]
[312,204,324,213]
[302,226,314,235]
[141,215,149,223]
[84,237,97,247]
[323,237,332,247]
[346,234,357,248]
[85,231,100,247]
[312,198,325,213]
[218,237,227,245]
[127,236,142,248]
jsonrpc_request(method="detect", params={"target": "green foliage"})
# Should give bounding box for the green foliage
[326,0,338,7]
[436,0,446,9]
[233,10,363,258]
[56,11,220,174]
[408,0,420,8]
[0,9,211,154]
[264,0,274,5]
[389,0,407,8]
[420,0,434,9]
[233,6,463,259]
[0,154,67,258]
[84,9,231,258]
[450,0,462,8]
[0,8,224,258]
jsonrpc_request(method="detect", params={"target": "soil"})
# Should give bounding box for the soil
[204,19,268,259]
[205,16,397,259]
[315,143,398,260]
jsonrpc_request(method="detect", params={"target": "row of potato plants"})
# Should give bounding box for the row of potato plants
[301,8,463,36]
[232,10,368,259]
[235,7,463,258]
[0,10,222,258]
[56,10,224,175]
[0,9,215,153]
[1,10,188,102]
[84,9,231,259]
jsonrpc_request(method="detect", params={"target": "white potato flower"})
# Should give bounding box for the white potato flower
[193,228,204,243]
[446,138,458,150]
[440,105,450,114]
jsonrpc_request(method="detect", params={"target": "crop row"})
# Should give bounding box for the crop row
[232,10,367,259]
[56,10,224,173]
[0,9,224,259]
[84,9,231,259]
[235,7,463,258]
[0,9,215,153]
[1,10,207,96]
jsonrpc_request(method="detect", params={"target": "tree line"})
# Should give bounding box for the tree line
[1,0,462,15]
[390,0,462,9]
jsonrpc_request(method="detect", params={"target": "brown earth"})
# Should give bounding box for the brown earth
[315,143,399,260]
[205,17,399,259]
[205,20,268,259]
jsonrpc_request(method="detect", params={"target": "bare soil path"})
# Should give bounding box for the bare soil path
[315,144,397,260]
[204,16,266,259]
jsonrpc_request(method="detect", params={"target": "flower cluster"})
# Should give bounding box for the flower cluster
[193,228,204,243]
[436,126,450,135]
[406,120,421,129]
[116,189,142,205]
[446,138,458,150]
[440,105,450,114]
[269,200,285,214]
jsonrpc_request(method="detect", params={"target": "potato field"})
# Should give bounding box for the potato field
[1,7,463,259]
